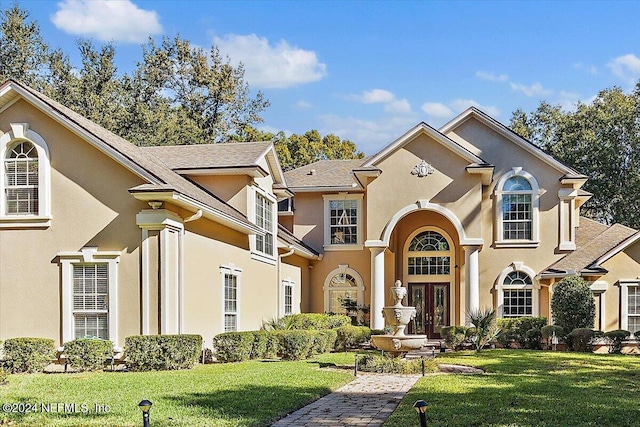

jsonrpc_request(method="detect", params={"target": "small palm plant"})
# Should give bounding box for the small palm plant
[467,307,500,352]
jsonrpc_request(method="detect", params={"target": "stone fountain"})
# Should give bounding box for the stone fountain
[371,280,428,356]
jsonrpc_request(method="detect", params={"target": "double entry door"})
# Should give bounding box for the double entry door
[408,283,449,339]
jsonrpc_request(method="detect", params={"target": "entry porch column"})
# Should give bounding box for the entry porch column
[369,246,387,330]
[464,245,481,320]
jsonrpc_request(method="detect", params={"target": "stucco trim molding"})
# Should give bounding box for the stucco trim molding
[377,200,484,247]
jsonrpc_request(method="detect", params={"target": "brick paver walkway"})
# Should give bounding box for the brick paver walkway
[270,373,421,427]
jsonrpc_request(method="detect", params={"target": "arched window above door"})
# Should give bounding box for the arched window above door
[407,230,452,276]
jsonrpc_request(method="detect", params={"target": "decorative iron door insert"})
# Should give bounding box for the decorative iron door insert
[408,283,449,339]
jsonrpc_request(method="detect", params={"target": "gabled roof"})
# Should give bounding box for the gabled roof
[541,217,638,277]
[142,141,286,185]
[363,122,491,168]
[0,79,260,234]
[284,158,368,191]
[440,107,580,177]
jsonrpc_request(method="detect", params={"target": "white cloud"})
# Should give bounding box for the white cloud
[346,89,412,115]
[608,54,640,85]
[476,71,509,82]
[360,89,396,104]
[421,102,453,119]
[214,34,326,89]
[509,82,552,97]
[51,0,162,43]
[384,99,412,114]
[450,99,501,117]
[295,100,313,109]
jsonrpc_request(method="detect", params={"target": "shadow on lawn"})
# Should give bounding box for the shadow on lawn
[167,383,334,425]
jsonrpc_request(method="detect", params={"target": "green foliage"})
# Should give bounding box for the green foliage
[496,317,547,349]
[510,84,640,228]
[2,337,55,373]
[274,330,317,360]
[440,325,473,350]
[63,338,113,372]
[468,307,501,352]
[550,276,596,336]
[212,331,255,362]
[541,325,564,349]
[603,330,630,354]
[635,331,640,351]
[339,296,370,325]
[314,329,337,354]
[567,328,596,352]
[125,334,202,371]
[357,354,437,374]
[281,313,351,330]
[334,326,371,351]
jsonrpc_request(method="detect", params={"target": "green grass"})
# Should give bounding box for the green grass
[0,359,352,426]
[383,349,640,427]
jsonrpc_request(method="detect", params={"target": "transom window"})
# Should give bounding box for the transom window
[408,231,451,276]
[328,273,358,314]
[73,264,109,339]
[502,271,533,318]
[502,176,533,240]
[628,286,640,334]
[255,192,274,256]
[4,141,38,215]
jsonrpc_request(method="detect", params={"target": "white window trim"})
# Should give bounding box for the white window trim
[281,277,297,316]
[494,168,540,248]
[0,123,51,228]
[618,280,640,333]
[323,193,364,251]
[248,185,277,265]
[221,264,242,333]
[323,265,365,314]
[58,247,120,347]
[495,262,540,318]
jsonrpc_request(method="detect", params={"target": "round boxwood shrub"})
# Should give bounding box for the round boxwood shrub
[603,330,630,354]
[541,325,564,349]
[551,276,595,337]
[567,328,596,352]
[64,338,113,371]
[2,337,56,373]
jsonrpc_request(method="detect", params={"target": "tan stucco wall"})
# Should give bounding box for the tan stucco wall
[0,99,147,347]
[597,245,640,332]
[189,175,251,214]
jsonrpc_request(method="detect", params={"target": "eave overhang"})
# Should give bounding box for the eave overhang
[465,163,494,185]
[173,165,268,178]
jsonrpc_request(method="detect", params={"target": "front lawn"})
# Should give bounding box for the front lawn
[384,349,640,427]
[0,359,352,426]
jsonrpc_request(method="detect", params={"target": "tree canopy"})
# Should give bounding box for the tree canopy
[510,83,640,228]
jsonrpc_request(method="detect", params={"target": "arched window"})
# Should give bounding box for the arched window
[4,141,39,215]
[407,230,451,276]
[495,169,539,247]
[324,266,364,315]
[495,263,539,318]
[0,123,51,227]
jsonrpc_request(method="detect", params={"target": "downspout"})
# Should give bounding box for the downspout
[278,247,296,317]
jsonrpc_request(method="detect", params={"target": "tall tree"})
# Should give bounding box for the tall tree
[511,83,640,227]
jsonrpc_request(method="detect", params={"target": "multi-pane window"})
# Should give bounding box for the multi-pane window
[4,141,38,215]
[328,273,358,314]
[73,264,109,339]
[329,200,358,244]
[502,176,533,240]
[284,282,293,315]
[407,231,451,275]
[502,271,533,317]
[628,286,640,334]
[224,273,238,332]
[255,193,274,256]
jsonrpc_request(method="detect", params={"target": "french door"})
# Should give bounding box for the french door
[408,283,449,339]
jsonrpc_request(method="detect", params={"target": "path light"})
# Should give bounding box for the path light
[413,400,428,427]
[138,400,153,427]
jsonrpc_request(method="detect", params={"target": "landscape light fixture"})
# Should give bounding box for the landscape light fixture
[413,400,428,427]
[138,399,153,427]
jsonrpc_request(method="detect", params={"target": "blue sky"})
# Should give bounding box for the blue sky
[16,0,640,154]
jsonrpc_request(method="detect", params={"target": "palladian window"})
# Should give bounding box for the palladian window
[502,271,533,318]
[407,231,450,275]
[502,176,533,240]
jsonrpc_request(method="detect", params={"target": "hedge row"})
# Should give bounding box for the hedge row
[64,338,113,371]
[497,317,547,349]
[125,335,202,371]
[281,313,352,330]
[2,337,56,373]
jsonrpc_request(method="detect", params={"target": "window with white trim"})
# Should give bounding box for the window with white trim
[73,264,109,339]
[627,285,640,334]
[284,282,293,315]
[221,265,241,332]
[502,271,533,317]
[407,230,451,275]
[0,123,51,226]
[495,169,539,246]
[323,194,363,249]
[323,266,364,314]
[255,192,274,256]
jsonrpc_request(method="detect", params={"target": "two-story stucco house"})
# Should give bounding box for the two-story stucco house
[0,79,639,352]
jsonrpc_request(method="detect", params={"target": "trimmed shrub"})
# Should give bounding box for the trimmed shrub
[551,276,596,336]
[264,332,281,359]
[603,330,630,354]
[314,329,337,354]
[358,354,437,374]
[441,326,472,350]
[335,326,371,351]
[276,330,316,360]
[2,337,55,373]
[282,313,351,330]
[64,338,113,371]
[567,328,596,352]
[251,331,269,359]
[212,332,254,362]
[541,325,564,349]
[126,334,202,371]
[497,317,547,349]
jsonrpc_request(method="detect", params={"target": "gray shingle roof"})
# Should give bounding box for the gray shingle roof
[284,158,367,189]
[142,142,271,170]
[277,224,320,258]
[543,218,637,275]
[7,80,255,230]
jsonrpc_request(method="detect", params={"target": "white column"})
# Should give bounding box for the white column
[370,247,386,330]
[465,245,480,317]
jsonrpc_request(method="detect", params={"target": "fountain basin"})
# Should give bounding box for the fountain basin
[371,334,428,353]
